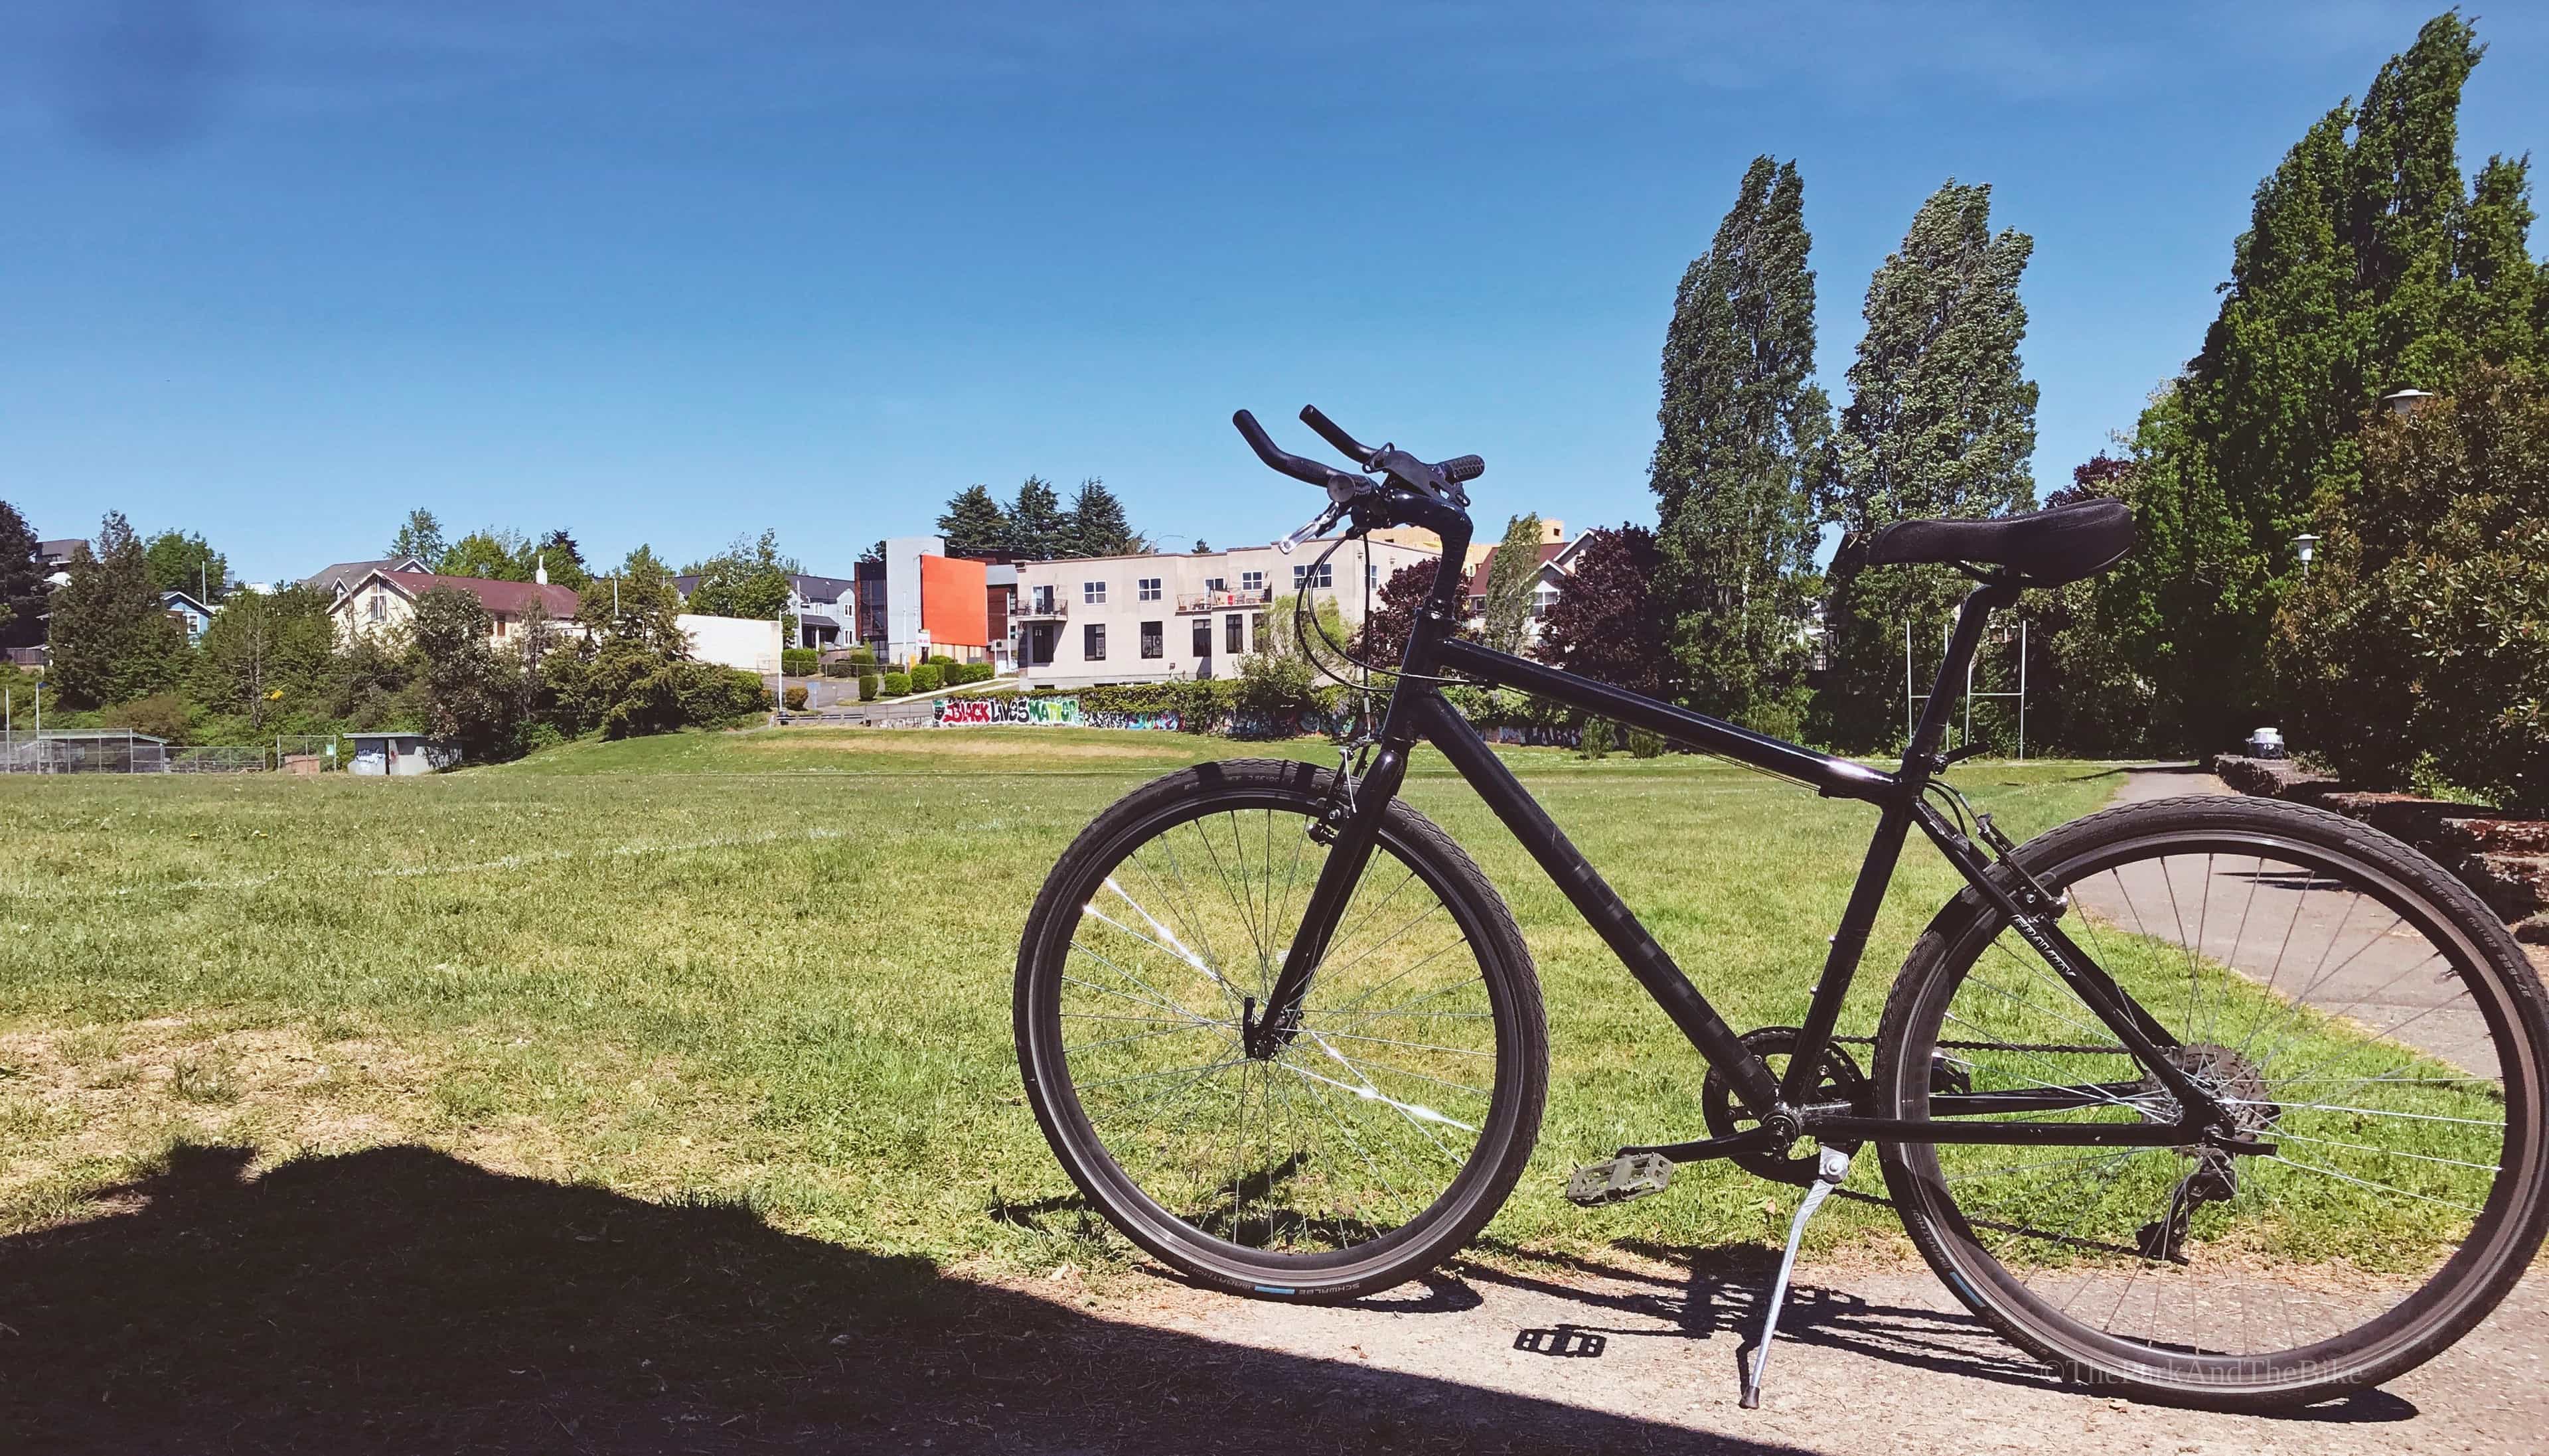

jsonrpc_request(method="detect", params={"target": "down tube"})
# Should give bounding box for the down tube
[1417,695,1782,1115]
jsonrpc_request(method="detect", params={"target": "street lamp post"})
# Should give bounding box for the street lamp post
[2291,533,2319,579]
[2382,388,2435,419]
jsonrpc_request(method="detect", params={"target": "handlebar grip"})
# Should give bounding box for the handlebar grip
[1299,405,1376,466]
[1231,409,1334,486]
[1439,455,1486,484]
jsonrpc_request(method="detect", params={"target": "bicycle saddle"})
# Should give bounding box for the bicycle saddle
[1860,497,2133,586]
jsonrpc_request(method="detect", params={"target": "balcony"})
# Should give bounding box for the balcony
[1176,587,1273,613]
[1017,597,1069,619]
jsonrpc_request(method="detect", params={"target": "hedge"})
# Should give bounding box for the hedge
[880,672,911,697]
[781,648,820,676]
[909,664,944,693]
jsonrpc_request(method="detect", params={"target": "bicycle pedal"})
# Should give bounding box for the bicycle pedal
[1565,1153,1673,1206]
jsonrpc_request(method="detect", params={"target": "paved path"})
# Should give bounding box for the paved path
[2075,766,2497,1074]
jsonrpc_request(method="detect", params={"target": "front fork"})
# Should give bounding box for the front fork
[1243,738,1412,1058]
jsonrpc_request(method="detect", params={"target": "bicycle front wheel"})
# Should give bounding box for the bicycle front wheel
[1015,758,1547,1301]
[1873,794,2549,1409]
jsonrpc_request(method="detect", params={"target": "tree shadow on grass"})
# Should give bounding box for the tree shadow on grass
[1458,1238,2415,1425]
[0,1143,1817,1455]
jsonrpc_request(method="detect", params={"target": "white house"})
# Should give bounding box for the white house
[1013,536,1439,690]
[676,614,784,675]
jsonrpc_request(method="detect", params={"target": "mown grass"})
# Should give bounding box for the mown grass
[3,725,2397,1281]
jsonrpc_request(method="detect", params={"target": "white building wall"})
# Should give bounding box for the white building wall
[678,614,783,674]
[1014,538,1437,691]
[882,535,943,664]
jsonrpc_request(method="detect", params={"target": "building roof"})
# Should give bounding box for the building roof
[355,570,583,619]
[161,589,213,615]
[303,556,429,593]
[799,612,842,630]
[38,538,83,563]
[1463,541,1571,594]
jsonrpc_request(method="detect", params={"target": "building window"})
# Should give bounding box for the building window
[1083,580,1107,605]
[1193,618,1213,656]
[493,614,509,638]
[1204,576,1227,594]
[1140,621,1163,658]
[1225,613,1243,654]
[1138,577,1161,602]
[1252,613,1269,652]
[1241,569,1265,595]
[1084,623,1106,660]
[1032,585,1057,613]
[1532,583,1561,621]
[367,594,386,622]
[1292,563,1332,591]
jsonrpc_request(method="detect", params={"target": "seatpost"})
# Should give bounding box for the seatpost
[1902,579,2019,776]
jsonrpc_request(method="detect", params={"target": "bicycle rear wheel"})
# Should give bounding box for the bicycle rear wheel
[1873,795,2549,1409]
[1015,758,1547,1301]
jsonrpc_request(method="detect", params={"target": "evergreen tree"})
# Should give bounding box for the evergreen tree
[1816,180,2038,750]
[1006,476,1068,559]
[46,512,189,707]
[193,585,339,729]
[2082,11,2546,751]
[578,546,688,657]
[0,501,44,650]
[1063,477,1140,557]
[532,529,593,591]
[1650,157,1829,723]
[410,586,522,762]
[936,485,1011,555]
[1476,514,1545,654]
[390,508,447,565]
[142,530,228,601]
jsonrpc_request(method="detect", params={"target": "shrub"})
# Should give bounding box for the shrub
[1577,719,1612,759]
[849,647,876,666]
[881,672,911,697]
[925,654,955,668]
[781,648,819,677]
[822,656,856,678]
[943,661,994,686]
[2272,366,2549,808]
[858,672,880,702]
[102,691,200,743]
[1626,726,1667,759]
[783,685,808,711]
[909,663,943,693]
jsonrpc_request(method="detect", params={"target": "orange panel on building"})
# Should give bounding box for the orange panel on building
[918,554,990,647]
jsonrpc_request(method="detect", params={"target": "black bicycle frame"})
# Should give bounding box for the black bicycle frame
[1251,541,2236,1157]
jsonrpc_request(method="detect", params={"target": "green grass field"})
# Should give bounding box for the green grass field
[4,727,2438,1284]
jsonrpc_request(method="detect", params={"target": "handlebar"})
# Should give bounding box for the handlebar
[1231,410,1367,495]
[1233,404,1486,550]
[1299,405,1377,467]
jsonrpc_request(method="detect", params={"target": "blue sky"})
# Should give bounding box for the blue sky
[5,2,2545,583]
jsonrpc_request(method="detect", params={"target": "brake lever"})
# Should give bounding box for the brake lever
[1277,500,1350,554]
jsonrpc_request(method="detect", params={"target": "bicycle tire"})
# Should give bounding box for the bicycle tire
[1871,794,2549,1410]
[1015,757,1548,1301]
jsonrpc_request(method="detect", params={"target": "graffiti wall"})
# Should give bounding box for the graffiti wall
[934,695,1186,733]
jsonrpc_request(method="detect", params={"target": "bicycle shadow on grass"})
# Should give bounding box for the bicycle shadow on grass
[1448,1235,2416,1425]
[0,1142,1823,1455]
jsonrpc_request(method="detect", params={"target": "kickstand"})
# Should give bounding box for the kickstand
[1739,1145,1851,1410]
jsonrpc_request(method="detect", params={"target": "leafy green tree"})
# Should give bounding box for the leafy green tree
[408,587,523,761]
[1816,180,2038,750]
[193,585,340,729]
[1353,558,1448,669]
[1533,525,1669,699]
[0,501,44,650]
[937,485,1011,555]
[531,530,593,591]
[437,528,534,581]
[1650,157,1829,722]
[390,508,447,565]
[578,546,689,656]
[1475,514,1545,654]
[45,513,189,707]
[142,530,228,602]
[2272,366,2549,808]
[1063,477,1142,557]
[2081,11,2545,751]
[1006,476,1069,559]
[682,528,799,639]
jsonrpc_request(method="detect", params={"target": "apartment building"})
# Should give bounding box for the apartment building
[1013,537,1439,690]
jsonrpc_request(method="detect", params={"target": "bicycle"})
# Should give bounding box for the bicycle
[1012,405,2549,1411]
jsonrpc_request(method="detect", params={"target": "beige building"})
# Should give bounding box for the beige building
[1014,537,1440,690]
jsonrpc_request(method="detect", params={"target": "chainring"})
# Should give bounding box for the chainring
[1701,1026,1869,1187]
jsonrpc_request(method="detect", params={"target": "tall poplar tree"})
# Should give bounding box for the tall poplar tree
[1650,156,1829,723]
[0,501,44,650]
[2082,11,2545,751]
[1816,180,2038,750]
